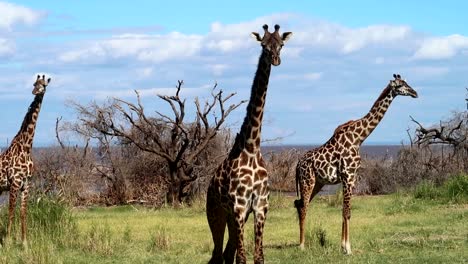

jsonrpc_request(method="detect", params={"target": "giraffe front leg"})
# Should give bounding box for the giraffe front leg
[20,181,30,249]
[7,186,19,244]
[341,181,353,255]
[253,197,268,264]
[234,208,247,264]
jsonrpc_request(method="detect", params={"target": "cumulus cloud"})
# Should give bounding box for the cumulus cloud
[291,20,413,54]
[413,34,468,60]
[273,72,322,81]
[0,1,44,30]
[0,38,15,57]
[59,33,203,63]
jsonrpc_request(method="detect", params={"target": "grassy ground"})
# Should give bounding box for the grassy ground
[0,176,467,263]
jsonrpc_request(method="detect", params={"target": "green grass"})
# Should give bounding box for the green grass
[412,174,468,204]
[0,187,467,263]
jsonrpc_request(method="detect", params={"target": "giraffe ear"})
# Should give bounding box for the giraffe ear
[251,32,262,42]
[47,78,51,84]
[282,32,293,42]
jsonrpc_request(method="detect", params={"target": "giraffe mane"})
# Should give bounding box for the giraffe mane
[333,120,354,134]
[371,85,392,109]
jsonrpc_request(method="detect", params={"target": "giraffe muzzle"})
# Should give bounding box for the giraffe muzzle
[271,56,281,66]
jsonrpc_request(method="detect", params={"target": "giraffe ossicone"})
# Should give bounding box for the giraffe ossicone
[206,24,292,264]
[294,74,417,254]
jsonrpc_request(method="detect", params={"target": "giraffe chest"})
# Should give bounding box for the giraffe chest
[212,152,269,211]
[3,155,34,177]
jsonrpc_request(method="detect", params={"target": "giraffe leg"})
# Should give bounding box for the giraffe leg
[7,186,19,243]
[253,197,268,264]
[341,181,353,255]
[206,191,226,264]
[234,209,247,264]
[223,215,237,264]
[20,182,30,248]
[295,173,316,249]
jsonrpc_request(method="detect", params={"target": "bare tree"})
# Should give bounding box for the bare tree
[67,81,245,204]
[410,114,467,151]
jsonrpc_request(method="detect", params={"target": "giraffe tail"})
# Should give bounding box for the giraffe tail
[293,166,303,209]
[295,166,299,198]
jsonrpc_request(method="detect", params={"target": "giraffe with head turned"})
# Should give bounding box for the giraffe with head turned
[294,74,418,254]
[206,24,292,264]
[0,74,51,247]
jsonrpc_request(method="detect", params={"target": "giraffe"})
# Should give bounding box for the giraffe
[206,24,292,264]
[294,74,418,254]
[0,74,51,247]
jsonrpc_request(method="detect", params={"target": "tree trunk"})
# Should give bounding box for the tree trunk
[166,166,181,206]
[165,165,196,206]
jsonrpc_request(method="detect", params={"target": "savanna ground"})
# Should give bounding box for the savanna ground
[0,175,466,264]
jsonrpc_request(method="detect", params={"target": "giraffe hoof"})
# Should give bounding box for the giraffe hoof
[299,243,305,250]
[342,247,352,255]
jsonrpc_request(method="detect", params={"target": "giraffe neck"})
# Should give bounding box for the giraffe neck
[10,93,45,152]
[230,51,271,156]
[357,86,395,142]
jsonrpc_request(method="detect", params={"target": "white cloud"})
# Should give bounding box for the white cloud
[375,57,385,64]
[0,1,44,30]
[0,38,15,57]
[291,20,412,54]
[136,67,154,78]
[405,66,450,79]
[413,34,468,60]
[59,33,203,63]
[273,72,322,81]
[340,25,411,54]
[208,64,229,76]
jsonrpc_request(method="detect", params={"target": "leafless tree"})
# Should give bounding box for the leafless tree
[410,114,467,151]
[67,81,245,205]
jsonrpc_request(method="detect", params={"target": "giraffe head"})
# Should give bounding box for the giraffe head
[32,75,51,95]
[389,74,418,98]
[251,24,292,66]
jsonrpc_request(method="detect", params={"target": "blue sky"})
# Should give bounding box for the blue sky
[0,1,467,146]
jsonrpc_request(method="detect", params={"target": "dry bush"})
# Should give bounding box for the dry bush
[356,145,467,195]
[33,127,232,206]
[32,145,100,205]
[265,148,301,192]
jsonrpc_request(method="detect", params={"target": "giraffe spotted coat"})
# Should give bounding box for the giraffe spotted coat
[0,75,50,247]
[294,74,418,254]
[206,25,292,264]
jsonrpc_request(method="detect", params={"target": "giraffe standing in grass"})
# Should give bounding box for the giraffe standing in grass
[294,74,418,254]
[206,24,292,264]
[0,75,51,247]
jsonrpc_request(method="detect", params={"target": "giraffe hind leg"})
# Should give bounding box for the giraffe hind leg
[20,182,30,248]
[295,172,315,249]
[341,181,353,255]
[206,191,227,264]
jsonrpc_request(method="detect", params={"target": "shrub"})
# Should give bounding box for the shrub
[0,193,77,246]
[412,174,468,204]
